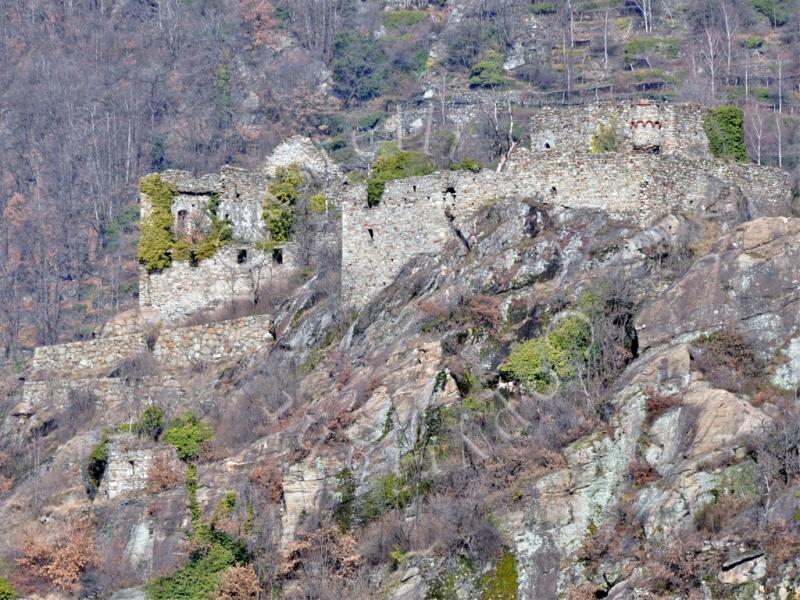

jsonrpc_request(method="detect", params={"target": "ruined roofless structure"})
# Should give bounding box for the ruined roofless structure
[19,101,794,501]
[134,100,793,320]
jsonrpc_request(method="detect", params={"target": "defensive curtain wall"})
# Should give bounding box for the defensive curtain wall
[17,101,795,503]
[341,101,793,307]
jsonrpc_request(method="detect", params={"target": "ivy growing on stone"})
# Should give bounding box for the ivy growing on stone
[704,105,747,162]
[137,174,177,272]
[138,176,232,271]
[262,164,303,249]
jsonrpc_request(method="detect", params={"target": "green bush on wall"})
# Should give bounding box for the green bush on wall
[590,118,618,154]
[449,158,482,173]
[137,174,177,272]
[367,145,435,207]
[86,431,111,496]
[704,106,747,162]
[262,164,303,248]
[135,405,165,441]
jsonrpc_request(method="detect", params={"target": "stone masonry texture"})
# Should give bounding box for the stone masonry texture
[341,101,793,307]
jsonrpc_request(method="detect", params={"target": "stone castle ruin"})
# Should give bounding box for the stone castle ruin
[341,100,792,306]
[139,136,343,325]
[133,100,792,318]
[14,101,794,502]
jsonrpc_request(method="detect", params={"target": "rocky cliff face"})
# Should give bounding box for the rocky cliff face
[1,171,798,599]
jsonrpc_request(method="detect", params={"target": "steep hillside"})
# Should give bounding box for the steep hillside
[1,103,800,599]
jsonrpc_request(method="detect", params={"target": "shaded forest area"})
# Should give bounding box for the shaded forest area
[1,0,799,363]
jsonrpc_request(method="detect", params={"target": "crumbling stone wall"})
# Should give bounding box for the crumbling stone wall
[31,333,148,377]
[19,376,189,427]
[100,435,178,500]
[529,101,710,158]
[139,137,341,325]
[341,148,793,306]
[31,314,274,384]
[153,314,274,370]
[139,245,292,325]
[264,136,343,183]
[21,378,127,412]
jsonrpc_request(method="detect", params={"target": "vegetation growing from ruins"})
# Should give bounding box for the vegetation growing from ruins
[367,145,436,207]
[138,176,232,270]
[4,1,800,597]
[86,436,109,495]
[135,405,165,441]
[262,164,303,249]
[590,117,619,154]
[163,414,213,462]
[3,0,800,360]
[138,174,177,272]
[704,106,747,162]
[450,158,483,173]
[308,192,328,214]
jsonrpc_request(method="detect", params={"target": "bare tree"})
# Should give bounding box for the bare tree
[701,23,721,100]
[482,97,518,173]
[276,0,348,63]
[721,0,739,85]
[745,103,765,165]
[631,0,654,32]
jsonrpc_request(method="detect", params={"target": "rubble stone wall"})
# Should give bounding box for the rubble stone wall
[341,148,794,307]
[528,101,711,158]
[100,435,179,500]
[153,314,274,369]
[139,245,293,325]
[31,334,148,377]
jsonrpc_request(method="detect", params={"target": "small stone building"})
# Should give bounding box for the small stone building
[139,137,343,325]
[99,434,179,500]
